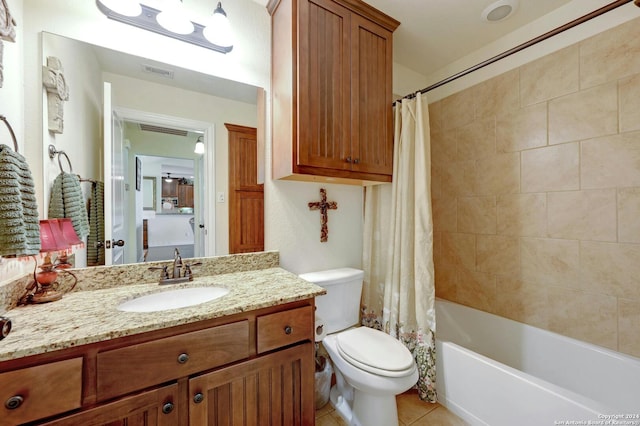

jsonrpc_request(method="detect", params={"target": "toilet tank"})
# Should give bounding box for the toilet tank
[299,268,364,334]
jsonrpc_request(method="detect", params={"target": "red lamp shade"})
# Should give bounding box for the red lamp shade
[39,219,68,252]
[39,219,83,252]
[59,218,83,246]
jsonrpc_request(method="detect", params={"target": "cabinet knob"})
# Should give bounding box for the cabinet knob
[177,353,189,364]
[346,156,352,163]
[162,402,174,414]
[5,395,23,410]
[193,393,204,404]
[353,158,360,164]
[284,325,293,335]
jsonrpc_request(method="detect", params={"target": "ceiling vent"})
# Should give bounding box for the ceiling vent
[141,64,174,79]
[138,124,188,136]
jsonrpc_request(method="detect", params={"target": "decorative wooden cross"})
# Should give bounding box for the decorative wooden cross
[308,188,338,242]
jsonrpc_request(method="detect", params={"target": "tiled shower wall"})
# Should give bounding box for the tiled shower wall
[430,17,640,358]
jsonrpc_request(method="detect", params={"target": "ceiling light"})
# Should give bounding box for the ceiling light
[97,0,142,17]
[96,1,233,54]
[203,2,233,48]
[164,173,173,183]
[481,0,519,23]
[194,136,205,154]
[156,0,194,35]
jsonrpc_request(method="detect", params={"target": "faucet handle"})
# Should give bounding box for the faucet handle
[183,262,202,280]
[148,265,169,280]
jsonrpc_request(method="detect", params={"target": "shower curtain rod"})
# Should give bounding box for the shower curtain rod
[395,0,636,103]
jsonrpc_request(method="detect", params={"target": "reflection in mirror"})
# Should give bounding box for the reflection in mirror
[142,177,156,211]
[42,32,261,268]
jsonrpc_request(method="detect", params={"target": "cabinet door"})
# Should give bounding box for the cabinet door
[178,184,194,207]
[40,384,179,426]
[162,180,178,197]
[350,13,394,176]
[297,0,352,172]
[188,343,315,425]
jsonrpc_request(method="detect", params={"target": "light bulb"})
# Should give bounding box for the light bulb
[194,140,205,154]
[156,0,195,35]
[203,2,233,48]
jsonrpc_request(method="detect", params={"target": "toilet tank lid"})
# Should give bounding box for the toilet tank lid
[299,268,364,286]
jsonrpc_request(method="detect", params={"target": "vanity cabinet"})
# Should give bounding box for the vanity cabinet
[0,300,315,426]
[268,0,399,185]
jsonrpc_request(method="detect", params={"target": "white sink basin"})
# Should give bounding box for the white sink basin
[117,287,230,313]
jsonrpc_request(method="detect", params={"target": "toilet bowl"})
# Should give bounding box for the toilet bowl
[300,268,418,426]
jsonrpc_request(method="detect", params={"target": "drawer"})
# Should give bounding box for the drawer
[257,306,314,353]
[97,320,249,401]
[0,357,82,426]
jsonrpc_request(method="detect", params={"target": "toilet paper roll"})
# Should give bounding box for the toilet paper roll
[315,314,327,342]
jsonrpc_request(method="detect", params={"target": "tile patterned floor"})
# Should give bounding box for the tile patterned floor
[315,389,470,426]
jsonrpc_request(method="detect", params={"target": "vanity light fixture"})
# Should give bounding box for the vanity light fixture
[95,0,233,54]
[194,135,205,154]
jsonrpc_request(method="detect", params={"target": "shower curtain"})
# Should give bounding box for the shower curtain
[362,93,437,402]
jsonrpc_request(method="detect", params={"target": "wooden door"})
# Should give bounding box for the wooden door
[188,343,315,425]
[297,0,352,172]
[41,384,180,426]
[350,13,394,176]
[227,124,264,254]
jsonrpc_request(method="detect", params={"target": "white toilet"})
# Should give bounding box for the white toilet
[300,268,418,426]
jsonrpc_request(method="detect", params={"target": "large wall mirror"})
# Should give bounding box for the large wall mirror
[42,32,261,268]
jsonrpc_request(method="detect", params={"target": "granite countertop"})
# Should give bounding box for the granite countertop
[0,267,325,362]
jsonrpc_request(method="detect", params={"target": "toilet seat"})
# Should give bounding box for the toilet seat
[335,327,415,378]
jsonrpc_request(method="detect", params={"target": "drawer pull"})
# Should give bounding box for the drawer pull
[193,392,204,404]
[162,402,174,414]
[284,325,292,335]
[5,395,23,410]
[177,353,189,364]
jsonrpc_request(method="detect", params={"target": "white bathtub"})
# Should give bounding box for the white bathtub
[435,299,640,426]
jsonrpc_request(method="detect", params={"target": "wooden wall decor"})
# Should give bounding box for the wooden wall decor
[42,56,70,134]
[0,0,17,88]
[308,188,337,242]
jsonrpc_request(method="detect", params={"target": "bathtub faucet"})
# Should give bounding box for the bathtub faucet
[148,248,202,284]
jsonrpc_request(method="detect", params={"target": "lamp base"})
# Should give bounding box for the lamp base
[30,288,63,304]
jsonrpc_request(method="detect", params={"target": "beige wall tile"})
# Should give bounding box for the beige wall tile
[432,194,457,233]
[434,257,457,300]
[520,45,579,106]
[521,143,579,193]
[619,73,640,133]
[619,298,640,358]
[581,132,640,189]
[477,235,519,276]
[442,87,475,130]
[548,82,618,145]
[430,129,457,166]
[580,17,640,89]
[618,187,640,243]
[457,117,495,161]
[456,267,496,313]
[476,152,520,196]
[458,196,496,235]
[431,164,442,200]
[428,100,443,134]
[547,286,617,350]
[441,161,476,196]
[581,241,640,300]
[441,232,475,269]
[496,102,548,153]
[547,189,617,242]
[474,69,519,119]
[494,276,549,329]
[520,237,580,288]
[497,193,547,237]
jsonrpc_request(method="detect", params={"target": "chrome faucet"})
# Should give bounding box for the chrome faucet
[148,248,202,284]
[172,248,183,279]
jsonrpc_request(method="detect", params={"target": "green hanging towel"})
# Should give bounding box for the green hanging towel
[48,172,90,240]
[0,144,40,256]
